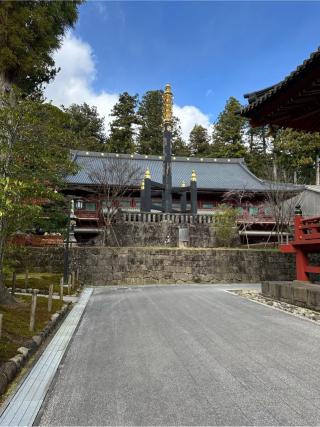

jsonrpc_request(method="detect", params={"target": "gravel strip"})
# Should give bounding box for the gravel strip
[229,289,320,323]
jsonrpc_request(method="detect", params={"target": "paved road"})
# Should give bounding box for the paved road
[36,284,320,426]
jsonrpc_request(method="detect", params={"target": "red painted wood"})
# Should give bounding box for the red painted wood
[280,244,296,253]
[305,266,320,274]
[280,214,320,282]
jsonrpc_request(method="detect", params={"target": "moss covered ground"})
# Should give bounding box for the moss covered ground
[0,295,63,364]
[5,272,79,295]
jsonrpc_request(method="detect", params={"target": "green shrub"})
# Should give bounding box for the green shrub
[214,204,238,247]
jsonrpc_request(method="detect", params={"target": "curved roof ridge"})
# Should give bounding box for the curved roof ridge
[70,150,245,164]
[238,161,265,185]
[241,46,320,113]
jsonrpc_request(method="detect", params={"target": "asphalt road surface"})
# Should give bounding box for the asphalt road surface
[36,285,320,426]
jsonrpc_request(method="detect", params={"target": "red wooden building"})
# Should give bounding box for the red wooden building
[63,150,301,243]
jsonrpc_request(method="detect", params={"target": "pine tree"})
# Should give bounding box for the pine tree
[211,97,247,158]
[63,103,106,151]
[0,1,82,94]
[171,117,190,156]
[188,125,210,156]
[137,90,163,154]
[108,92,139,154]
[244,124,273,178]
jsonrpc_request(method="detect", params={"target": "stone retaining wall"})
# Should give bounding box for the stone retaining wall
[103,222,239,248]
[74,247,295,286]
[104,222,217,247]
[15,247,64,273]
[19,247,295,285]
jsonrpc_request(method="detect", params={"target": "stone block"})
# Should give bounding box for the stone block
[10,354,24,369]
[292,286,308,304]
[17,347,29,359]
[0,372,8,395]
[1,361,17,382]
[24,339,37,352]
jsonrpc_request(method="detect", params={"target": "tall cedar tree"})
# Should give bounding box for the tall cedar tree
[211,97,247,158]
[0,1,82,94]
[137,90,163,154]
[108,92,139,154]
[137,90,190,156]
[63,103,107,151]
[188,125,210,156]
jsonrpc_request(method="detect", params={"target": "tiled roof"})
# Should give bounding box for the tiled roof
[241,47,320,114]
[66,151,302,193]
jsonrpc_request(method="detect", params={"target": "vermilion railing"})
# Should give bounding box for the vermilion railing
[280,214,320,281]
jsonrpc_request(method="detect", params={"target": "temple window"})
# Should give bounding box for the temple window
[84,202,97,212]
[202,202,214,209]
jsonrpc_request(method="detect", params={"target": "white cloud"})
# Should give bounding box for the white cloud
[45,33,211,142]
[173,104,211,141]
[44,33,118,133]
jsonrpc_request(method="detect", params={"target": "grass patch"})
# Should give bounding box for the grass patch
[0,295,63,364]
[5,272,79,295]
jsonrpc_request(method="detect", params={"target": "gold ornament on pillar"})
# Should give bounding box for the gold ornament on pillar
[145,167,151,180]
[163,84,173,124]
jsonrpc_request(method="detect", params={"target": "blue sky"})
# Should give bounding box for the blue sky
[45,1,320,139]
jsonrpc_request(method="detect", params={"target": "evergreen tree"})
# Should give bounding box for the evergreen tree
[0,1,82,94]
[107,92,139,154]
[188,125,210,156]
[63,103,106,151]
[211,97,247,158]
[0,91,77,303]
[171,117,190,156]
[272,128,320,184]
[244,124,273,178]
[137,90,163,154]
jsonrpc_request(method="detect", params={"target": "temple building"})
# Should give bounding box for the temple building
[241,47,320,132]
[64,150,301,243]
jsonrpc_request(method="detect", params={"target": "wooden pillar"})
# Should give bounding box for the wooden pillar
[29,291,37,332]
[11,272,16,296]
[48,284,53,313]
[25,268,29,290]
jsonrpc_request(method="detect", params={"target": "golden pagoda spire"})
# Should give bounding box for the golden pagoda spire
[145,167,151,179]
[163,83,173,124]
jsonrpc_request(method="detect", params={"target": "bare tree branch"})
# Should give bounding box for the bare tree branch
[263,172,303,244]
[88,157,143,227]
